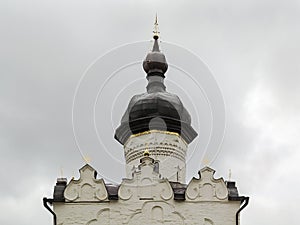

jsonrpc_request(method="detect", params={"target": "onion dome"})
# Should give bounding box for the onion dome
[114,19,197,145]
[142,36,168,76]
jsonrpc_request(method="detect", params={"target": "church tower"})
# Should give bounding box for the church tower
[115,25,197,184]
[44,19,249,225]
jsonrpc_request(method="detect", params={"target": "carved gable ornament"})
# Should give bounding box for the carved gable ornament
[64,164,108,202]
[118,156,173,201]
[186,167,228,201]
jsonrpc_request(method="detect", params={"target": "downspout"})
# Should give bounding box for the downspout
[236,196,249,225]
[43,197,57,225]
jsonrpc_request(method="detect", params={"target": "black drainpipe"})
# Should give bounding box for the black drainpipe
[43,197,57,225]
[236,196,249,225]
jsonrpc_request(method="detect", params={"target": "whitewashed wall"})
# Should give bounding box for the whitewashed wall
[54,162,241,225]
[124,131,188,183]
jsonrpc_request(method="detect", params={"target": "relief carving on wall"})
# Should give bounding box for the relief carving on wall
[64,164,108,202]
[204,218,214,225]
[186,167,228,201]
[86,208,110,225]
[126,201,184,225]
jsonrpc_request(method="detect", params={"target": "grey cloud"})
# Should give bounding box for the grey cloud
[0,0,299,225]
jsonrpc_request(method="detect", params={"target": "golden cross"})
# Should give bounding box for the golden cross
[153,13,160,38]
[202,157,210,166]
[83,155,91,164]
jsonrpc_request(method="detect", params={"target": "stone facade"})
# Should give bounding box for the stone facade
[49,157,245,225]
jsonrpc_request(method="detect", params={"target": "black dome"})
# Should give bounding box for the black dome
[114,38,197,145]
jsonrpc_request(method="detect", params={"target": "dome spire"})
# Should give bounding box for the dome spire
[153,14,160,40]
[143,15,168,76]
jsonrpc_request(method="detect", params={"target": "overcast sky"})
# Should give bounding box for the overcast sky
[1,0,300,224]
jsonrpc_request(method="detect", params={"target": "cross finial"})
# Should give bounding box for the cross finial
[144,142,150,156]
[153,13,160,40]
[144,149,150,156]
[229,169,232,181]
[60,166,64,178]
[83,155,91,164]
[175,165,181,182]
[202,157,210,166]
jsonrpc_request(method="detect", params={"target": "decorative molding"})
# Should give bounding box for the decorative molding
[126,129,187,145]
[125,146,186,163]
[124,131,188,164]
[64,164,108,202]
[186,167,228,201]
